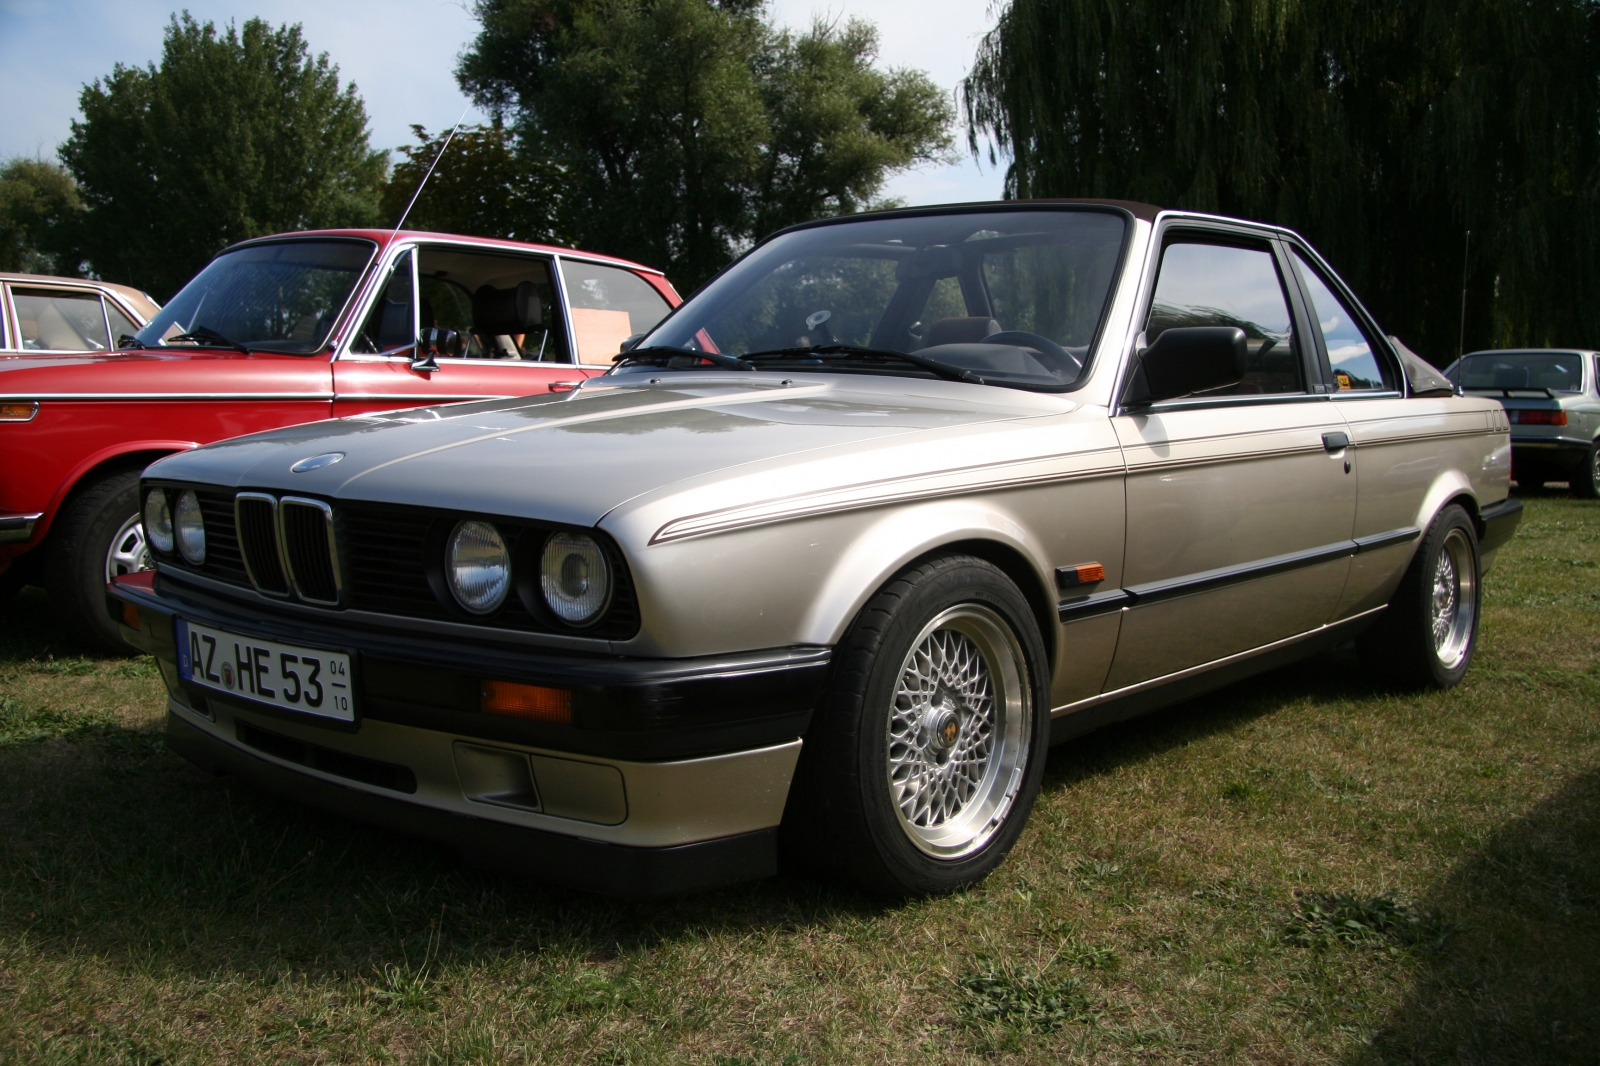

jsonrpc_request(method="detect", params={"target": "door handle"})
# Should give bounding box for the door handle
[1322,431,1350,452]
[548,381,583,393]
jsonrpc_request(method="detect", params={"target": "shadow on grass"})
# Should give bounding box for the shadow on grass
[1039,644,1385,793]
[1348,767,1600,1065]
[0,586,108,664]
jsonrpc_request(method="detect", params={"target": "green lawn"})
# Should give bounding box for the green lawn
[1,494,1596,1065]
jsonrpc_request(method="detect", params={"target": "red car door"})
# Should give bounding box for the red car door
[332,244,674,416]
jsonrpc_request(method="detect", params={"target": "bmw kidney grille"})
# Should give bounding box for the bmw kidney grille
[234,492,342,605]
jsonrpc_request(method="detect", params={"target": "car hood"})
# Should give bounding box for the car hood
[146,373,1077,527]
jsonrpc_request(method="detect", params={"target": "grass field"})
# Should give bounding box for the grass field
[1,493,1596,1065]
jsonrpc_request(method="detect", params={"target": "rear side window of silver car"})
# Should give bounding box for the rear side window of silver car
[1291,249,1392,391]
[1146,241,1302,395]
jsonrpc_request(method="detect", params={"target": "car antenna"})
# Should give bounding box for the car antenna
[390,106,470,240]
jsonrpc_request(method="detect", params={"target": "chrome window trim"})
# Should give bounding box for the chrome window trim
[234,492,290,598]
[277,495,344,606]
[337,238,582,366]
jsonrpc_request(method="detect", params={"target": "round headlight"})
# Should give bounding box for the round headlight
[540,531,611,626]
[447,520,511,614]
[143,489,174,554]
[174,489,205,564]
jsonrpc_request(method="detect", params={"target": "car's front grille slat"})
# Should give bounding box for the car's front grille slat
[234,494,289,595]
[279,498,340,604]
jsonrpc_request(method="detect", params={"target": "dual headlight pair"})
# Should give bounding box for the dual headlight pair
[144,488,204,564]
[447,521,612,627]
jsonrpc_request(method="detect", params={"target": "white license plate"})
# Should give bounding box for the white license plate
[176,619,355,721]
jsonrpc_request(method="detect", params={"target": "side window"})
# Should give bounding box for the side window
[560,261,673,365]
[106,300,141,346]
[417,247,568,363]
[1291,249,1392,391]
[353,250,415,354]
[11,287,111,351]
[1146,241,1302,394]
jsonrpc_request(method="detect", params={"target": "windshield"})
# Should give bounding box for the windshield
[135,239,376,354]
[623,208,1128,391]
[1453,351,1586,393]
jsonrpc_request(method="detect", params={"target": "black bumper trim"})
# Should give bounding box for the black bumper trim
[111,577,827,761]
[165,712,777,897]
[1478,497,1524,555]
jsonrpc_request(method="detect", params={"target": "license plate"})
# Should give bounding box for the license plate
[176,619,355,721]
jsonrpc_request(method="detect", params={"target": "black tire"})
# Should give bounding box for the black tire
[46,469,148,655]
[780,554,1052,897]
[1570,441,1600,499]
[1358,504,1480,690]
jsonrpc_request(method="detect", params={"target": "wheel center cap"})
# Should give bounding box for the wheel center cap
[926,706,961,753]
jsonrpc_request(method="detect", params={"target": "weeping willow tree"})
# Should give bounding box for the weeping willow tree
[962,0,1600,362]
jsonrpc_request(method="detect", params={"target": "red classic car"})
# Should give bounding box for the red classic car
[0,229,680,650]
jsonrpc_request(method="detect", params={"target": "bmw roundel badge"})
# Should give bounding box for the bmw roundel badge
[291,452,345,473]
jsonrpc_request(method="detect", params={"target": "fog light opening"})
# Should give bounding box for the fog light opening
[481,680,572,724]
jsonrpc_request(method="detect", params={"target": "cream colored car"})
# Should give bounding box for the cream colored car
[1,272,158,353]
[112,202,1519,898]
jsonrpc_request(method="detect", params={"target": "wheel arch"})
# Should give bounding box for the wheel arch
[33,441,198,547]
[796,500,1060,671]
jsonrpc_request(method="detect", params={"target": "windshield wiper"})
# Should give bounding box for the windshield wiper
[164,326,252,354]
[617,345,754,371]
[741,344,980,385]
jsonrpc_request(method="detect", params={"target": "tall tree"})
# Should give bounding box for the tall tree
[962,0,1600,362]
[0,157,84,275]
[380,123,566,244]
[458,0,954,288]
[60,13,386,300]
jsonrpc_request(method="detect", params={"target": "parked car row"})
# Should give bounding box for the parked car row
[93,201,1522,897]
[0,230,679,649]
[1444,348,1600,497]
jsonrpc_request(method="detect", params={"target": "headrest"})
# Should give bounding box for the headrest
[925,317,1001,348]
[472,282,542,335]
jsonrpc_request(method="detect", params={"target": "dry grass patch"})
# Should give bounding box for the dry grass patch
[1,494,1596,1064]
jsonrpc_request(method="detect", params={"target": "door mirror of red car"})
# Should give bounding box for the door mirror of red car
[412,328,465,372]
[1122,326,1247,407]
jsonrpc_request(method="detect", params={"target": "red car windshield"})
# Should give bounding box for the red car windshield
[136,239,376,354]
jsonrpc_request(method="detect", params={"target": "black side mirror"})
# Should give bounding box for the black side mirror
[411,327,465,372]
[619,333,645,355]
[1122,326,1247,406]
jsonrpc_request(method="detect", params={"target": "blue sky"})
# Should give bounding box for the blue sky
[0,0,1005,206]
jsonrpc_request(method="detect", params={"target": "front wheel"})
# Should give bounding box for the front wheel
[781,555,1051,897]
[1358,504,1480,690]
[46,469,150,654]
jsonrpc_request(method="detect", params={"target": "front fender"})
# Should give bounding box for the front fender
[796,499,1051,647]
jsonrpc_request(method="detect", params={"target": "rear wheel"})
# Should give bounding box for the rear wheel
[781,555,1051,897]
[1358,504,1480,690]
[46,470,149,654]
[1571,441,1600,499]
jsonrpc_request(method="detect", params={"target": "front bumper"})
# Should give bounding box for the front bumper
[110,572,826,895]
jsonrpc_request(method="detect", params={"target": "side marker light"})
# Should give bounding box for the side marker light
[0,402,39,422]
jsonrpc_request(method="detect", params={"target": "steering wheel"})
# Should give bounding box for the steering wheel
[983,330,1082,376]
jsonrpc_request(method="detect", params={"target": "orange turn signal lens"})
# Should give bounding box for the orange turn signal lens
[0,402,39,422]
[481,680,572,724]
[121,602,140,629]
[1057,562,1107,588]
